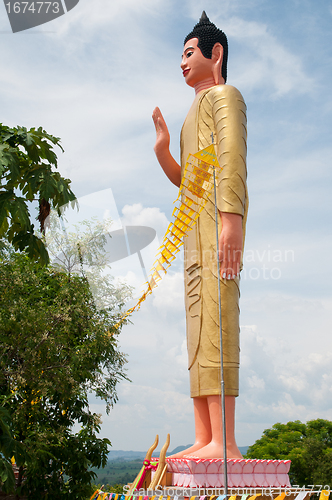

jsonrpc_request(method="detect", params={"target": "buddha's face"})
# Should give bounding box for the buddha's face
[181,38,214,88]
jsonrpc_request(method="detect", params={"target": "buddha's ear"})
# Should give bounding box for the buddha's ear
[211,42,224,85]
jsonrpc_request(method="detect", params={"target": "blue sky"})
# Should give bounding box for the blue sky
[1,0,332,452]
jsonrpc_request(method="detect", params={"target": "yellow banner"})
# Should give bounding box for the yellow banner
[116,144,221,326]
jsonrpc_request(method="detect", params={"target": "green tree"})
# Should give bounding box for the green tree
[0,406,26,494]
[0,247,130,499]
[245,419,332,486]
[44,213,131,310]
[0,124,76,264]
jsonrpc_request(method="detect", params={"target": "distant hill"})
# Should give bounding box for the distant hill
[107,446,191,460]
[166,444,193,456]
[108,445,249,460]
[108,450,146,461]
[239,446,249,456]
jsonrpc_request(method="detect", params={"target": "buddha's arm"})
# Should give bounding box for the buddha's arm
[211,86,247,279]
[219,211,243,279]
[152,107,181,188]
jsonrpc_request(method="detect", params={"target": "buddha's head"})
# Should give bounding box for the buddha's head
[183,11,228,85]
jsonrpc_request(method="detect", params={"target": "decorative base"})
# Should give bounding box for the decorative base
[165,458,291,488]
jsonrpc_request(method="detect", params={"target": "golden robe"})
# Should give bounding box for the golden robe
[180,84,248,398]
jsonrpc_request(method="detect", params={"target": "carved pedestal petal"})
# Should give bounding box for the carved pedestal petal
[228,460,245,488]
[166,458,291,488]
[242,459,255,487]
[276,460,292,487]
[266,460,278,486]
[252,460,266,487]
[190,460,207,488]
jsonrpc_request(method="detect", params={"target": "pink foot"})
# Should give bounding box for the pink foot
[185,440,243,459]
[169,441,209,458]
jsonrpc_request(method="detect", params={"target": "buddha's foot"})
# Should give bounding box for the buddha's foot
[169,442,209,458]
[184,441,243,459]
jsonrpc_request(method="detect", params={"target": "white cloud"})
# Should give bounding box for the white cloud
[249,147,332,202]
[237,326,332,431]
[121,203,169,239]
[90,383,193,450]
[152,272,184,314]
[40,0,167,39]
[225,17,313,97]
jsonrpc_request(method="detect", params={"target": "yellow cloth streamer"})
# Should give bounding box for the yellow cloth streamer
[117,144,222,325]
[319,491,330,500]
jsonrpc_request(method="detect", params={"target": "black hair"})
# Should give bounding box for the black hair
[184,11,228,82]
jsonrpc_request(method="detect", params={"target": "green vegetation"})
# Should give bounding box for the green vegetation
[245,419,332,486]
[91,459,143,487]
[0,122,133,498]
[0,406,26,494]
[45,214,131,312]
[0,247,129,498]
[0,123,76,265]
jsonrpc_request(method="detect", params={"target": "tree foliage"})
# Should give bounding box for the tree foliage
[0,124,76,265]
[245,419,332,486]
[0,248,129,498]
[44,214,131,311]
[0,406,27,494]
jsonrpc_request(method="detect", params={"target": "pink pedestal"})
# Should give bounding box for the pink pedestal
[166,458,291,488]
